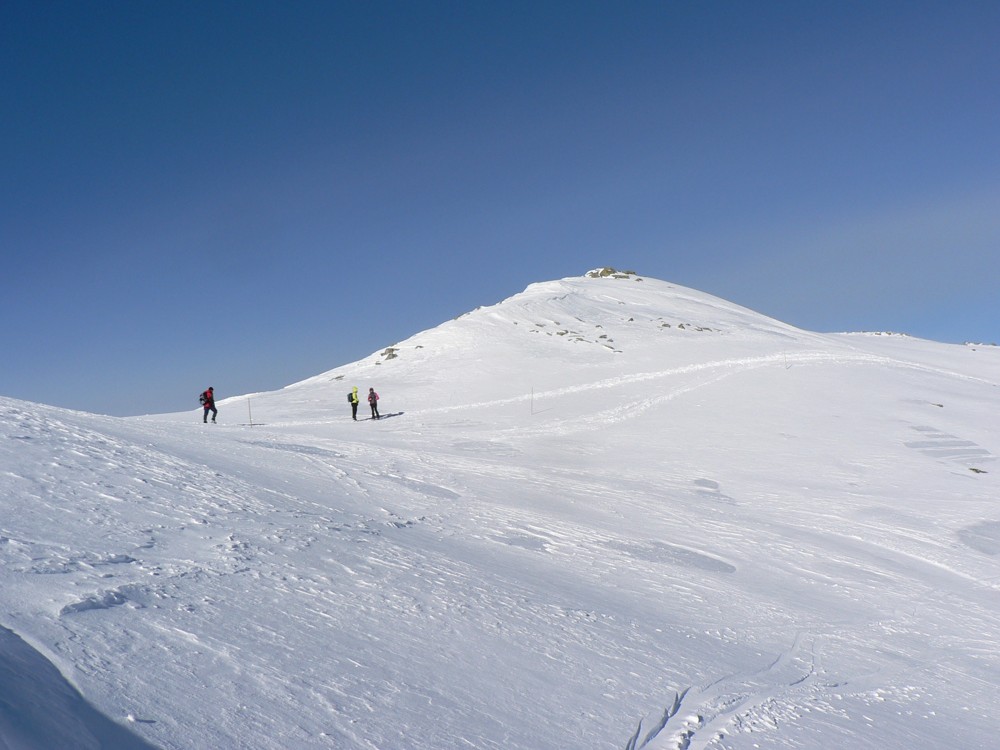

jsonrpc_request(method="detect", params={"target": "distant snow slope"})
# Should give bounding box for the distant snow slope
[3,271,999,749]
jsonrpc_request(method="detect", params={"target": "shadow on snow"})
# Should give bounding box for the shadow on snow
[0,625,160,749]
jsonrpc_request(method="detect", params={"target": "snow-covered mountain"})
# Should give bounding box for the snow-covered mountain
[2,270,998,749]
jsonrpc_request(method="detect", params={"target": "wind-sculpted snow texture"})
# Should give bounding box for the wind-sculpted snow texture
[2,273,999,749]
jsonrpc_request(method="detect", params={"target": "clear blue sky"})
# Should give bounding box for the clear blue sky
[3,1,998,416]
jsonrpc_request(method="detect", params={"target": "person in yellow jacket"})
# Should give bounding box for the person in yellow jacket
[349,386,359,421]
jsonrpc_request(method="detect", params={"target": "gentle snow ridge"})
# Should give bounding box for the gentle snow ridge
[2,272,999,749]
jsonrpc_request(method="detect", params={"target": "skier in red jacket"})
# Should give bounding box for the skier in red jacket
[200,387,217,423]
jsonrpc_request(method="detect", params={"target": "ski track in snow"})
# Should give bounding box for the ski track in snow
[415,348,998,439]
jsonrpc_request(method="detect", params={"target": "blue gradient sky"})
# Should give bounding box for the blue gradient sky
[3,1,998,416]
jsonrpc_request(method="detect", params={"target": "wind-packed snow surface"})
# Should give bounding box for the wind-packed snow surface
[2,272,999,750]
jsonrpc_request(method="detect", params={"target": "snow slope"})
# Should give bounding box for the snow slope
[2,271,999,749]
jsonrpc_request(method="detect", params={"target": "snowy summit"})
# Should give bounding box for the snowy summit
[2,270,999,749]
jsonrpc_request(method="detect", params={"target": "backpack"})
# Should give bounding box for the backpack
[347,392,353,403]
[199,393,207,406]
